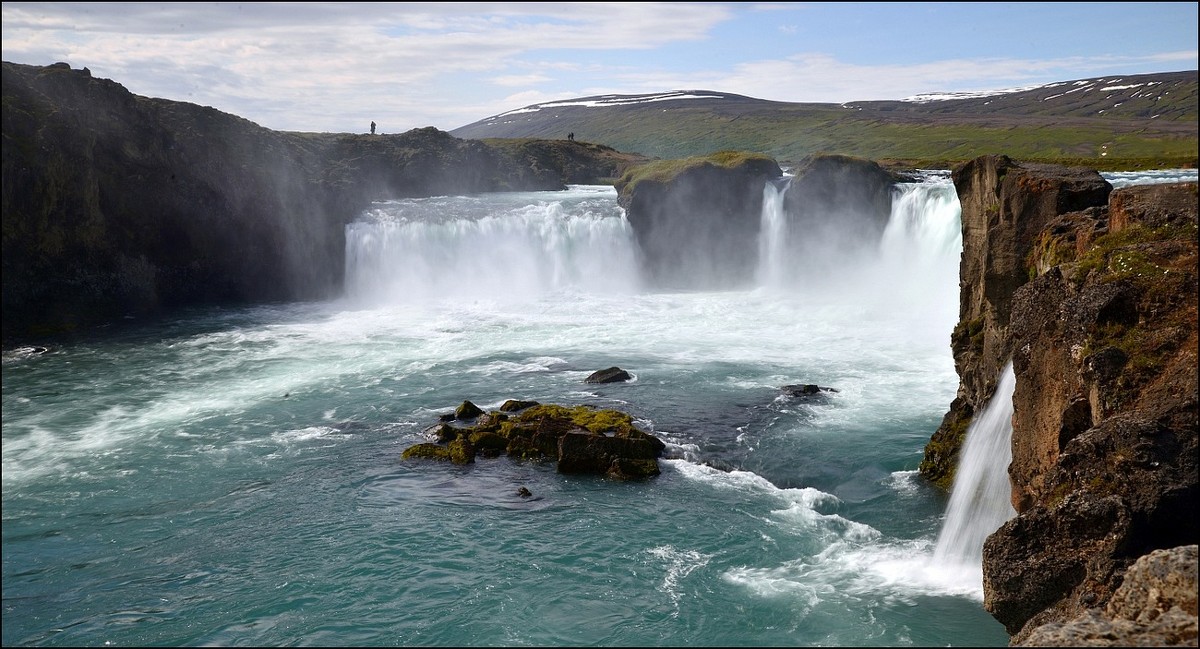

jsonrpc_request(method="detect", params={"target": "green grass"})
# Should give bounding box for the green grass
[459,105,1198,171]
[614,150,777,194]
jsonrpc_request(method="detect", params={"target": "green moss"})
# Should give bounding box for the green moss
[1072,221,1197,410]
[951,317,986,355]
[919,412,973,490]
[448,437,475,465]
[402,443,451,461]
[513,404,639,436]
[1046,481,1075,508]
[615,150,777,195]
[468,430,509,453]
[1074,222,1197,285]
[1027,229,1079,279]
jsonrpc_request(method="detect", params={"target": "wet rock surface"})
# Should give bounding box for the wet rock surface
[402,400,666,480]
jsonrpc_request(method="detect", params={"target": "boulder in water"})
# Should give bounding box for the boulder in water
[401,400,665,480]
[781,384,838,396]
[499,399,539,412]
[585,367,632,384]
[454,400,484,419]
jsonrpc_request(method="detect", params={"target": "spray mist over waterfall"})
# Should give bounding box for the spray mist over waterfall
[344,187,642,304]
[344,174,962,309]
[933,361,1017,572]
[754,174,962,332]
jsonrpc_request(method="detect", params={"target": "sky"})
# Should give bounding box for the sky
[2,2,1196,134]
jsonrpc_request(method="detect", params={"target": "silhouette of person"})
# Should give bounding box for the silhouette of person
[568,132,574,141]
[371,121,376,135]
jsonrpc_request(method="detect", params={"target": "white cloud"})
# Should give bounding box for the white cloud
[601,51,1200,104]
[1,3,1194,133]
[0,2,734,131]
[491,73,553,87]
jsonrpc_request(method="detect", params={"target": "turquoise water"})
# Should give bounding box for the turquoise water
[4,173,1122,647]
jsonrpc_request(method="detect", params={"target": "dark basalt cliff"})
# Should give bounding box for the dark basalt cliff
[614,151,783,289]
[2,61,645,342]
[614,151,895,289]
[921,154,1198,644]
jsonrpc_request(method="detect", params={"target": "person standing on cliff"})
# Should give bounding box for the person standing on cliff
[370,121,376,135]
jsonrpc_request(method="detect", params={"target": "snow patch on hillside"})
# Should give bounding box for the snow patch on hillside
[488,91,727,120]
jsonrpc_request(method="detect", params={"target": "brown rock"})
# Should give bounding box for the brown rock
[1017,545,1198,646]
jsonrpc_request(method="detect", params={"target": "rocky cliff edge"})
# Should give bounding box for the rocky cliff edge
[921,154,1197,643]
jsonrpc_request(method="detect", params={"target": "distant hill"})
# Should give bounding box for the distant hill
[451,71,1198,169]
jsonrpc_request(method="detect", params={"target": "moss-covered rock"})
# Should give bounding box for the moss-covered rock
[454,400,484,420]
[401,399,665,479]
[447,437,475,465]
[402,443,452,461]
[499,399,539,412]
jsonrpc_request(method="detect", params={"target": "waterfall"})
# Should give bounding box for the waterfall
[755,177,790,287]
[754,175,962,308]
[343,178,963,310]
[932,361,1017,572]
[343,188,642,304]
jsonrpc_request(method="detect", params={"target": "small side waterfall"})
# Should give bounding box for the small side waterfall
[932,361,1017,571]
[755,177,790,287]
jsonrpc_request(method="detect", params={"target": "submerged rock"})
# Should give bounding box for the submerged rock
[781,384,838,396]
[401,401,665,480]
[585,367,632,384]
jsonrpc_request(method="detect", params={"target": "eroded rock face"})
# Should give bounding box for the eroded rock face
[779,154,897,269]
[926,155,1197,641]
[1016,545,1198,647]
[920,155,1113,488]
[616,152,897,291]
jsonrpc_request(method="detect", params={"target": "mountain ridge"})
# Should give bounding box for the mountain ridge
[452,70,1198,168]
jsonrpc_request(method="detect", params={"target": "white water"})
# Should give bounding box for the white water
[344,187,642,304]
[756,178,790,287]
[932,361,1017,577]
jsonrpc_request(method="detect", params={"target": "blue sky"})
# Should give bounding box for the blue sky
[2,2,1196,134]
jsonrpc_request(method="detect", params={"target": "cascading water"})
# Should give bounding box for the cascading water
[755,176,791,287]
[753,172,963,343]
[931,361,1018,577]
[344,187,642,304]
